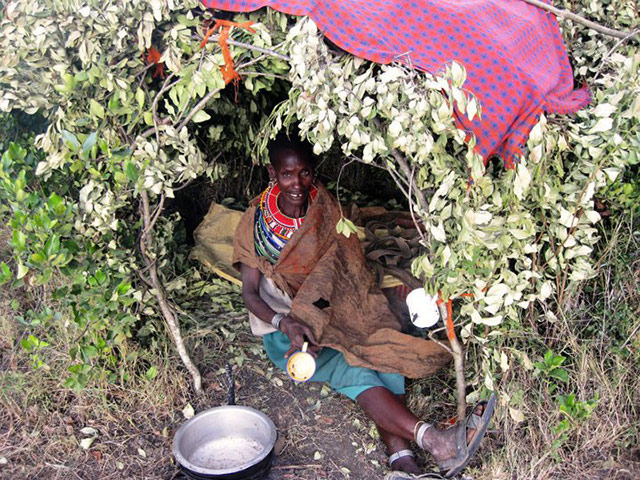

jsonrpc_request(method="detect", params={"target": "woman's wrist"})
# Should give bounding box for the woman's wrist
[271,312,286,330]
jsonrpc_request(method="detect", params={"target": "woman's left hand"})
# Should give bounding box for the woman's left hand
[280,315,321,357]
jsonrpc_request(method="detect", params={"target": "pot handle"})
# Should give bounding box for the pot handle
[226,362,235,406]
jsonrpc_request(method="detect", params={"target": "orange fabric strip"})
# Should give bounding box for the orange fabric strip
[144,46,165,79]
[200,19,256,85]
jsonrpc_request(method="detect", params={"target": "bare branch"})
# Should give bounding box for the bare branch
[139,190,202,394]
[522,0,639,40]
[427,329,453,355]
[408,165,428,245]
[594,28,640,80]
[241,71,289,80]
[438,301,467,422]
[201,34,292,62]
[371,118,430,213]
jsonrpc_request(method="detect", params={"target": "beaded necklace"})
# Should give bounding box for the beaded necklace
[254,183,318,264]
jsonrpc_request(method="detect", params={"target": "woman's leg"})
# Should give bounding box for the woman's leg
[356,386,486,467]
[376,395,422,474]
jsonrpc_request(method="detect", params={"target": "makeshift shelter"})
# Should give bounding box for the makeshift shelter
[202,0,590,168]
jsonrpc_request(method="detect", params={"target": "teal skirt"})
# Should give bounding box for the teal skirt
[263,330,405,400]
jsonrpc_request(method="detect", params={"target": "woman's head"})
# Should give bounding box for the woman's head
[267,133,316,215]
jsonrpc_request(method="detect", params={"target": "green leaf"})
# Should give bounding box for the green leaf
[44,234,61,258]
[12,230,26,251]
[145,366,158,380]
[82,132,98,154]
[124,161,139,182]
[89,99,105,119]
[116,282,131,295]
[47,193,64,211]
[95,269,106,285]
[0,262,12,284]
[60,130,80,151]
[29,252,46,264]
[21,337,34,352]
[549,368,569,383]
[143,111,154,126]
[135,88,145,111]
[191,110,211,123]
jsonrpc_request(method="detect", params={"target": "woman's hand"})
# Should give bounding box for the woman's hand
[280,315,321,357]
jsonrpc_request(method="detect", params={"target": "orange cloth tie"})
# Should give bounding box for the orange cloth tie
[144,46,165,79]
[200,19,256,85]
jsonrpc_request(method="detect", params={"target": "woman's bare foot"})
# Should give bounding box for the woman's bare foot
[390,455,422,475]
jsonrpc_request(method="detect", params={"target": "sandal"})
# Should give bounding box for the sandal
[435,394,497,478]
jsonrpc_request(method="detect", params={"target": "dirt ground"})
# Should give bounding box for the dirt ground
[1,305,470,480]
[3,298,638,480]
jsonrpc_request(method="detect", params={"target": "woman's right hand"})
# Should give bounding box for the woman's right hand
[280,315,320,357]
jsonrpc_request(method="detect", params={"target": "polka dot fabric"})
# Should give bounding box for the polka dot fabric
[201,0,590,168]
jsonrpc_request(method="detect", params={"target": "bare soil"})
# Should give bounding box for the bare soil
[0,310,420,480]
[2,295,638,480]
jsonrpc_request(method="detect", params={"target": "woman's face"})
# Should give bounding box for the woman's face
[267,149,314,214]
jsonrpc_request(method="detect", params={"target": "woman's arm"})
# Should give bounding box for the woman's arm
[240,263,318,356]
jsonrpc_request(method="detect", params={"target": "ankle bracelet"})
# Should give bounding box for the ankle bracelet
[388,449,414,465]
[413,421,433,450]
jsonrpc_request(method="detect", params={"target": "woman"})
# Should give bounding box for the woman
[233,134,495,478]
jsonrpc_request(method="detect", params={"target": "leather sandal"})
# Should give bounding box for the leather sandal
[436,394,496,478]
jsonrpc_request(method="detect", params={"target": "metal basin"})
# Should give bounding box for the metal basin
[173,406,277,480]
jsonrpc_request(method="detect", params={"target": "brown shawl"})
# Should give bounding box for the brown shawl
[232,184,450,378]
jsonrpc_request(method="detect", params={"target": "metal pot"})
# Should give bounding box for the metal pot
[173,365,277,480]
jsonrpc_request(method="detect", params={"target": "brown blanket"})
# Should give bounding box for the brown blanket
[233,184,450,378]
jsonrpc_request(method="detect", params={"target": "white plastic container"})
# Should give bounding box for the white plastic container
[406,288,440,328]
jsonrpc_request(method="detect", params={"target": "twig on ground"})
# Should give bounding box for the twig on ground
[522,0,639,40]
[621,320,640,350]
[273,464,324,470]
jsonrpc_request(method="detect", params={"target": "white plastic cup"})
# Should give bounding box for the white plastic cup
[406,288,440,328]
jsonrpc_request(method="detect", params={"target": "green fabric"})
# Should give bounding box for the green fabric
[263,330,405,400]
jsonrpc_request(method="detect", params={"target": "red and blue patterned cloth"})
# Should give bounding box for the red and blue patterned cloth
[202,0,590,168]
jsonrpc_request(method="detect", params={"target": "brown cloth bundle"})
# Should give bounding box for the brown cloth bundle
[233,184,450,378]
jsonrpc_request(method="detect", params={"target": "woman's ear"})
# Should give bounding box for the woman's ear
[266,164,276,180]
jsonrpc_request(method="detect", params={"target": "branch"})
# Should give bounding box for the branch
[139,190,202,394]
[594,28,640,80]
[522,0,639,40]
[371,118,430,214]
[241,70,289,80]
[438,299,467,422]
[206,35,292,62]
[408,165,429,246]
[177,86,225,130]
